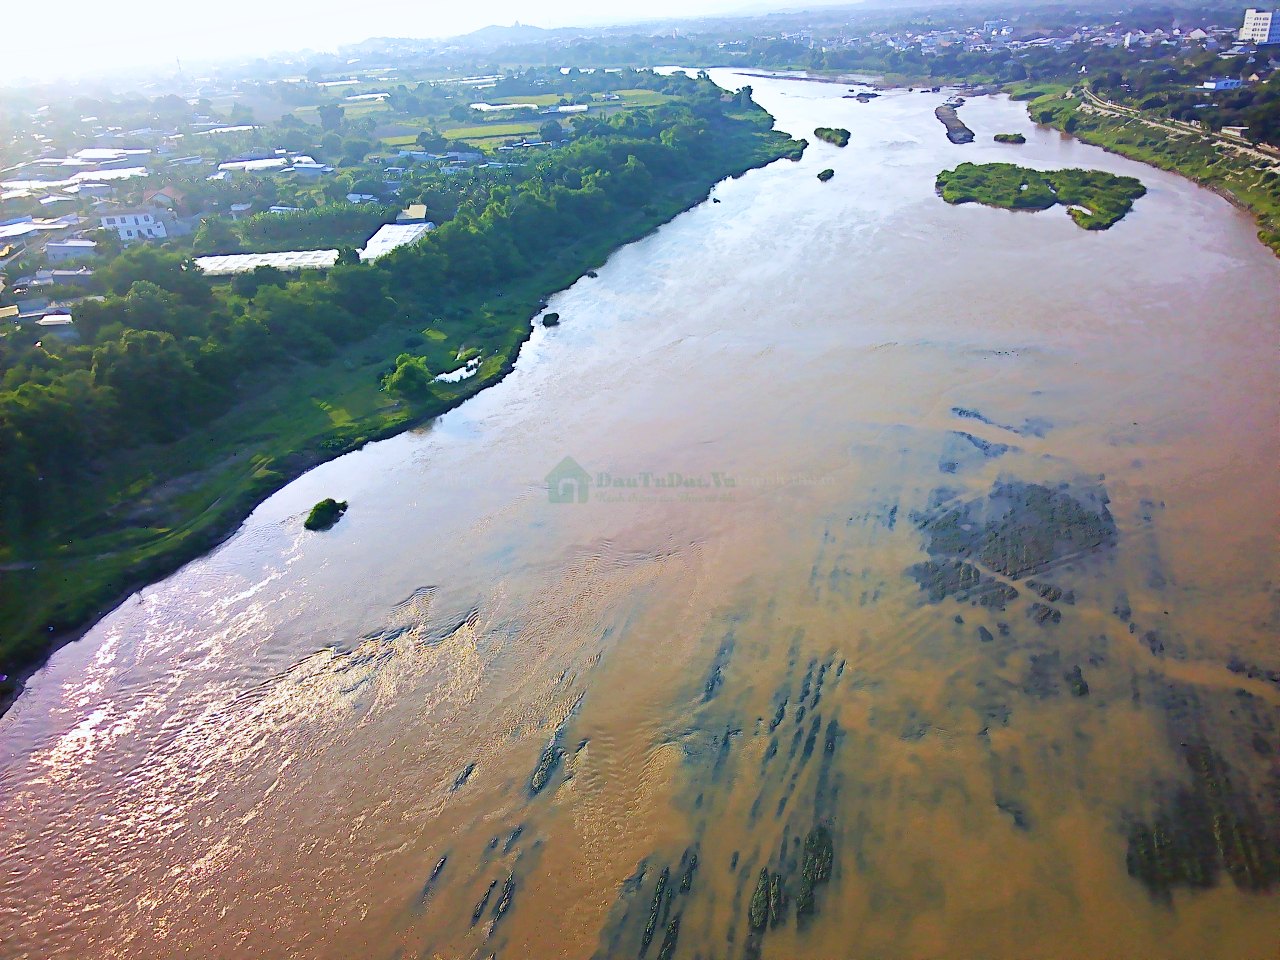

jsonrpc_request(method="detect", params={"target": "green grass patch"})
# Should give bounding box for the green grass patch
[443,122,541,141]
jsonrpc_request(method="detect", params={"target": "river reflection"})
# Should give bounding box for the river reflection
[1,71,1277,960]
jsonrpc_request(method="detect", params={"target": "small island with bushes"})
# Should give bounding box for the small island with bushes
[994,133,1026,144]
[542,312,561,327]
[936,162,1146,230]
[817,168,835,182]
[814,127,851,147]
[304,498,348,531]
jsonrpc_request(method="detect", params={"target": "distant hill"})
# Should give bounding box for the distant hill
[452,22,580,48]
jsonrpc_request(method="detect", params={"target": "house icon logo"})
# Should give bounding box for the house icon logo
[546,456,591,504]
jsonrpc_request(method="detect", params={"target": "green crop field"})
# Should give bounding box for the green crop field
[444,122,541,141]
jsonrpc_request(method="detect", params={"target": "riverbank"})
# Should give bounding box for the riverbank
[1014,84,1280,256]
[0,108,805,717]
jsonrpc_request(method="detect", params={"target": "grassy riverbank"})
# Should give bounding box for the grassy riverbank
[1018,86,1280,255]
[0,104,804,711]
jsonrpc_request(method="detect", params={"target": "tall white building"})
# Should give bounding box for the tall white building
[1240,8,1280,44]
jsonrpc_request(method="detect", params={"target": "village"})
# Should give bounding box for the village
[0,68,671,340]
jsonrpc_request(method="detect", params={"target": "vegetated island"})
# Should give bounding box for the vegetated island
[994,133,1026,144]
[936,162,1146,229]
[542,312,561,327]
[817,168,836,182]
[304,498,347,531]
[814,127,851,147]
[0,74,807,716]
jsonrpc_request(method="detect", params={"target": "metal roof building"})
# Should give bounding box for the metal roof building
[193,249,340,276]
[359,222,434,262]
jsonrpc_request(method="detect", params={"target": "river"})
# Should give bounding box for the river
[1,70,1277,960]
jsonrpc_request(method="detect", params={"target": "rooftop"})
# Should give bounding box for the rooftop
[193,249,340,276]
[360,222,434,262]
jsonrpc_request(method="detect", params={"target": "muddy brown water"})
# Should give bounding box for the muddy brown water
[1,72,1277,960]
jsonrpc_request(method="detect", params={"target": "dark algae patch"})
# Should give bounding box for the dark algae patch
[936,162,1146,229]
[813,127,851,147]
[915,480,1116,579]
[1127,741,1280,900]
[795,825,834,917]
[303,498,347,531]
[528,741,563,796]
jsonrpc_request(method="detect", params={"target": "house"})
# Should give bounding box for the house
[45,239,98,263]
[0,305,18,325]
[346,193,379,204]
[142,185,187,212]
[72,183,115,198]
[35,313,78,340]
[396,203,428,223]
[16,298,50,320]
[29,267,95,288]
[289,158,332,179]
[99,211,167,242]
[1201,76,1244,89]
[1240,8,1280,45]
[291,159,334,178]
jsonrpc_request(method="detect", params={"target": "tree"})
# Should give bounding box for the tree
[335,247,360,266]
[320,131,343,158]
[539,119,565,142]
[318,103,346,131]
[383,353,434,398]
[341,138,372,166]
[193,217,241,255]
[416,129,449,152]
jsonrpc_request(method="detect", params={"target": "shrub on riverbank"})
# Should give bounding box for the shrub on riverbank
[936,161,1145,229]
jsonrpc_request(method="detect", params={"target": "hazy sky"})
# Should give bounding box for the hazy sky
[4,0,855,84]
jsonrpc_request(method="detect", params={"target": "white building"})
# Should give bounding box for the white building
[1240,8,1280,44]
[45,239,98,263]
[359,222,434,262]
[1201,76,1244,89]
[100,211,167,242]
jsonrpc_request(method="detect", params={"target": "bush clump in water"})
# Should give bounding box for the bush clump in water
[304,498,348,531]
[813,127,851,147]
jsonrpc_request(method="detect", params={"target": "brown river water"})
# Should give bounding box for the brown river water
[1,71,1277,960]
